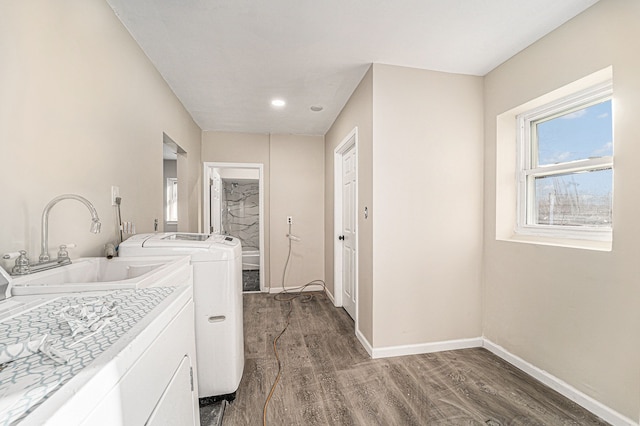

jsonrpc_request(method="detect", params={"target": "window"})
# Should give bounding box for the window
[166,178,178,222]
[516,82,613,241]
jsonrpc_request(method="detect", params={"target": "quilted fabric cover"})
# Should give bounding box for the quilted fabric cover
[0,287,175,425]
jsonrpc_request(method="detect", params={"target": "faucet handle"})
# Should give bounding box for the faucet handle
[57,244,76,260]
[2,251,21,260]
[11,251,30,275]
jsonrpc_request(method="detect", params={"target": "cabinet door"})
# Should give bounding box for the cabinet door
[146,356,195,426]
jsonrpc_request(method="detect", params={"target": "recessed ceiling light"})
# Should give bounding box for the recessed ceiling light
[310,105,323,112]
[271,99,286,107]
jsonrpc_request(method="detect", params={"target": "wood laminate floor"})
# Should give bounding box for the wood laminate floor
[222,292,609,425]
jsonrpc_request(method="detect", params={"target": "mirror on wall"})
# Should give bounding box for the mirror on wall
[163,134,185,232]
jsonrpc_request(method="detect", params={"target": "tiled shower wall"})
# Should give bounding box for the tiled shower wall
[221,179,259,250]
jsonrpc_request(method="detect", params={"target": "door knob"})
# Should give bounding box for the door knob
[338,235,345,241]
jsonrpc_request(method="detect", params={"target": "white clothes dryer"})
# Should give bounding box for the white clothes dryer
[119,232,243,400]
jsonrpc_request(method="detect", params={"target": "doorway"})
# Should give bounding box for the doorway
[204,162,265,292]
[334,128,358,321]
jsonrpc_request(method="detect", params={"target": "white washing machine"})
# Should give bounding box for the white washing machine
[119,232,243,399]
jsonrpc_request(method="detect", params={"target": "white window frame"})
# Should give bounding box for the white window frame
[516,81,613,242]
[166,177,178,223]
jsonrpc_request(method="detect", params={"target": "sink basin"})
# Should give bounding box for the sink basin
[10,256,191,296]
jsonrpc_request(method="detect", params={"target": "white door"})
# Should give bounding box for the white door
[210,171,221,234]
[341,144,357,319]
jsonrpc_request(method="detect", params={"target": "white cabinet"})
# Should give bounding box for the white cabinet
[146,356,196,426]
[77,296,200,425]
[17,285,201,425]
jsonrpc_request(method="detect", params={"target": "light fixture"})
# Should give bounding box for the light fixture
[271,99,286,107]
[310,105,323,112]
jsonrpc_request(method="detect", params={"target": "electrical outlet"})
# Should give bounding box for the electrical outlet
[287,216,293,225]
[111,186,120,206]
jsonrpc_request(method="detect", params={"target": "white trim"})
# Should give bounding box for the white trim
[519,81,612,124]
[355,329,373,358]
[515,81,613,242]
[203,163,210,233]
[333,127,359,326]
[203,162,266,291]
[165,177,179,222]
[371,337,483,359]
[268,284,325,294]
[324,287,336,305]
[482,339,637,426]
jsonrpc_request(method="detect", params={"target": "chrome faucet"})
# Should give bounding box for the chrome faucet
[39,194,101,262]
[2,195,101,276]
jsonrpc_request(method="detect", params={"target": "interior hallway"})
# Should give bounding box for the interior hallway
[221,292,608,425]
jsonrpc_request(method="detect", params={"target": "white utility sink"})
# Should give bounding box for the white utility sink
[10,256,191,296]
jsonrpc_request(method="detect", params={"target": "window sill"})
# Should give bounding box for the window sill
[497,233,612,252]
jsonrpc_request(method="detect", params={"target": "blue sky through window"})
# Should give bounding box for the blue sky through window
[536,99,612,166]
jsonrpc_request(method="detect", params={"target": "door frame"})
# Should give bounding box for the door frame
[203,162,265,292]
[333,127,359,324]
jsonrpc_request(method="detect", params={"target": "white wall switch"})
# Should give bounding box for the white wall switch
[111,186,120,206]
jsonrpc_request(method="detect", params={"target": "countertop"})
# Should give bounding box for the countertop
[0,284,193,425]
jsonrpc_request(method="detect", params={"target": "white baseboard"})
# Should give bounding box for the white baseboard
[371,337,483,359]
[358,336,635,425]
[355,329,373,357]
[267,283,325,294]
[482,339,637,426]
[324,288,336,304]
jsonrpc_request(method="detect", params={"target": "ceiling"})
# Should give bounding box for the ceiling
[106,0,599,136]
